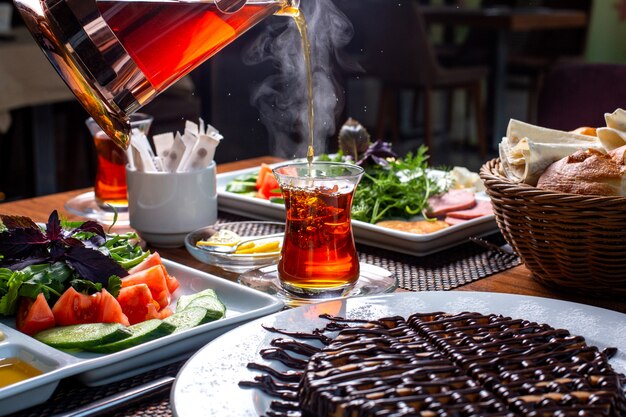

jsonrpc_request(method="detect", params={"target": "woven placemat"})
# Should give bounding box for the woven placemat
[13,213,520,417]
[13,360,184,417]
[216,212,521,291]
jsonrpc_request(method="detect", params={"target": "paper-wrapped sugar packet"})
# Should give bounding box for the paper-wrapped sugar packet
[129,118,222,173]
[499,119,602,185]
[128,130,157,172]
[178,133,222,172]
[162,132,188,172]
[152,132,174,159]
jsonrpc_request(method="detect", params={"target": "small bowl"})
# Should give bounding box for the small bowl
[185,221,285,273]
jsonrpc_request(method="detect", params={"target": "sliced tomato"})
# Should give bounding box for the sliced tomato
[16,293,55,336]
[157,307,173,320]
[52,287,99,326]
[129,252,163,274]
[52,288,130,326]
[98,289,129,326]
[257,172,282,200]
[129,252,180,294]
[255,163,273,190]
[117,284,160,325]
[164,272,180,295]
[121,265,171,309]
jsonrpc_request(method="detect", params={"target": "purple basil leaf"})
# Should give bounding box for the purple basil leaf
[61,237,86,248]
[85,235,106,249]
[45,210,62,241]
[1,257,51,271]
[0,228,48,258]
[49,241,68,262]
[72,221,106,240]
[357,140,398,167]
[370,155,391,168]
[64,246,128,285]
[0,214,40,231]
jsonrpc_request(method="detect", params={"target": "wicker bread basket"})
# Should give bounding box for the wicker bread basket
[480,158,626,297]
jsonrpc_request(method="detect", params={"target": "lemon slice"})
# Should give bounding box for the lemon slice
[197,229,242,247]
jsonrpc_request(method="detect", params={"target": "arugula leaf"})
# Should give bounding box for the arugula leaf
[352,146,449,224]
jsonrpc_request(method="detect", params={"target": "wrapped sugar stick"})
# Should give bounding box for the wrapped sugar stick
[163,132,190,172]
[153,132,174,159]
[178,133,222,171]
[129,137,157,172]
[177,128,201,172]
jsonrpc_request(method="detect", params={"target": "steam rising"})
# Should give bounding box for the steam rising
[244,0,354,158]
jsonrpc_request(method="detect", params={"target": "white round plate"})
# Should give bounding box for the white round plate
[171,292,626,417]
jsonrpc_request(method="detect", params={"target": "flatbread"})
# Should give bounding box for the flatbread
[499,119,602,185]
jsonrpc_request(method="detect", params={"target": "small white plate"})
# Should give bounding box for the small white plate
[238,263,397,307]
[64,191,129,226]
[217,165,498,256]
[0,259,283,416]
[171,292,626,417]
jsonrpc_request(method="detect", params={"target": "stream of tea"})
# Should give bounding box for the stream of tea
[292,11,315,171]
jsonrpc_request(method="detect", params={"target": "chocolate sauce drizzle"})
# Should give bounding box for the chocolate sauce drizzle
[241,312,626,417]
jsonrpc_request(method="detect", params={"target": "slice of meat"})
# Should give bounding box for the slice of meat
[427,189,476,217]
[443,216,468,226]
[446,200,493,220]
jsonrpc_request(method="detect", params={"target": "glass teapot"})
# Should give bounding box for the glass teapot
[13,0,300,148]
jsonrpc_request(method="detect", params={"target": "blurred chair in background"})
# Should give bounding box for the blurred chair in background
[537,63,626,131]
[506,0,592,122]
[336,0,488,157]
[427,0,591,125]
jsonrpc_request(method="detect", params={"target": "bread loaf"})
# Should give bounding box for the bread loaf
[536,145,626,196]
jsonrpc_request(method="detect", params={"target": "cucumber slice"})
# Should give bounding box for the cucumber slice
[176,289,218,311]
[34,323,132,349]
[226,181,257,193]
[269,196,285,204]
[86,320,176,354]
[164,307,208,333]
[185,296,226,323]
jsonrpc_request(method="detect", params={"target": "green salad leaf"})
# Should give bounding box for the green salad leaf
[352,147,450,224]
[0,212,149,316]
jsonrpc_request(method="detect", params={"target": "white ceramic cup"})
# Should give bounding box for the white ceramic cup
[126,163,218,247]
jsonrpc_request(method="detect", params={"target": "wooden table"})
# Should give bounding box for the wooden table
[1,156,624,315]
[422,6,588,147]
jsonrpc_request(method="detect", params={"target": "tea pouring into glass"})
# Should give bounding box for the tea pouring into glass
[13,0,300,149]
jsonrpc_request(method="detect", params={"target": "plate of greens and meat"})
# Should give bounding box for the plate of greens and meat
[0,212,283,416]
[218,124,497,256]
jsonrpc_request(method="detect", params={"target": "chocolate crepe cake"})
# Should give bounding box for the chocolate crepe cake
[241,312,626,417]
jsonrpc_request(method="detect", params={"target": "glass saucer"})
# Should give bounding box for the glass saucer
[238,263,397,307]
[64,191,129,225]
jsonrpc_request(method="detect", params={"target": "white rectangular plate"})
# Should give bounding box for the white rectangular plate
[0,259,283,416]
[217,165,498,256]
